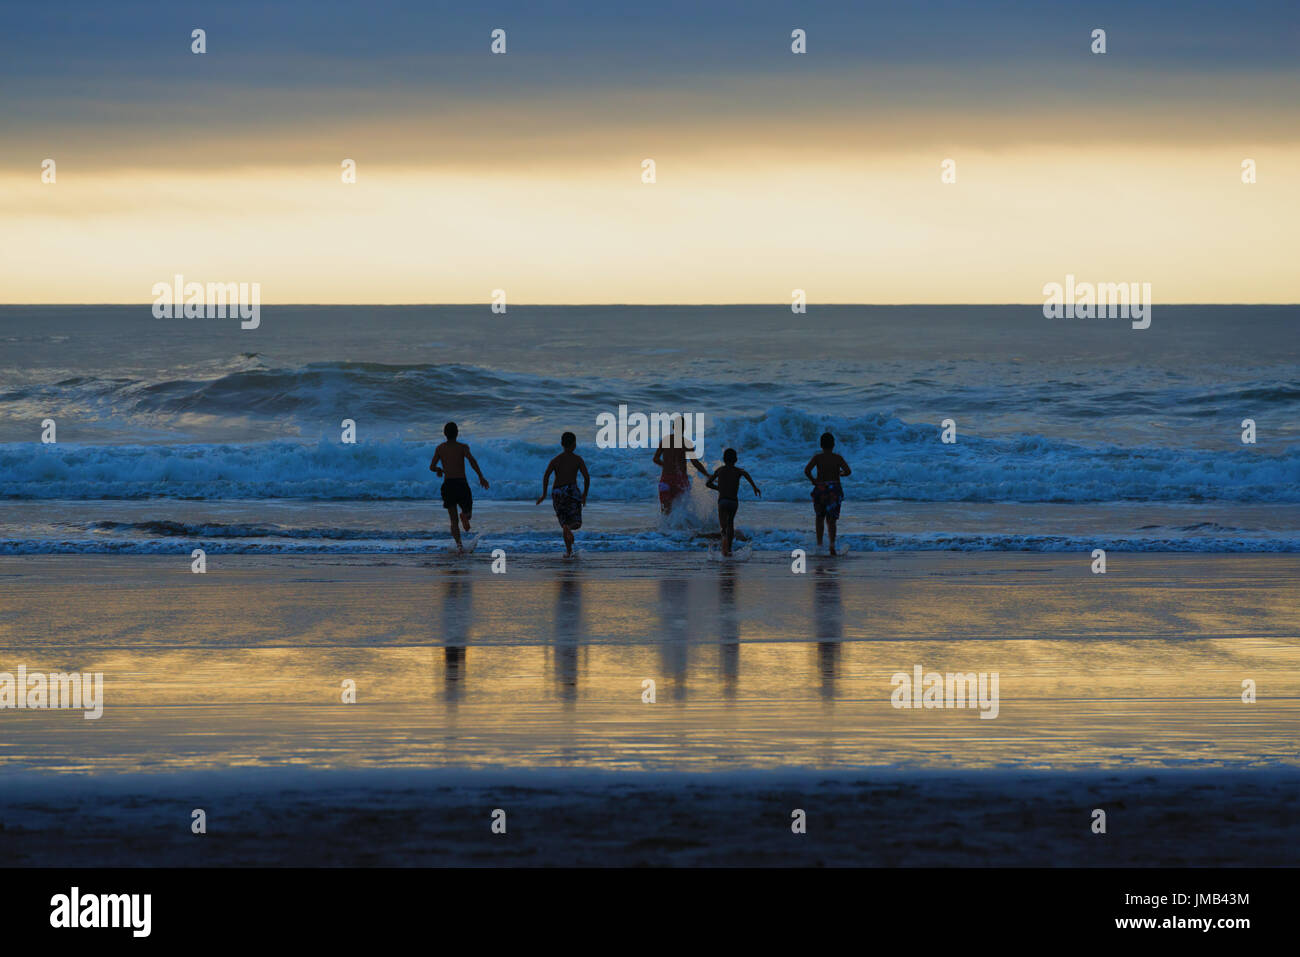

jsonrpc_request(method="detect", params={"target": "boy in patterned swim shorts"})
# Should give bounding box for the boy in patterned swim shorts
[804,431,852,555]
[536,431,590,557]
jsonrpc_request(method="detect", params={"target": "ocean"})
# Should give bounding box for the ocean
[2,304,1296,554]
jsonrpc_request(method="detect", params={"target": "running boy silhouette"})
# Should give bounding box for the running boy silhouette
[804,431,851,555]
[536,431,590,557]
[430,421,489,551]
[705,448,760,556]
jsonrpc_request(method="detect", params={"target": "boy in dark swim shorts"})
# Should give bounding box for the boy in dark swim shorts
[430,421,490,551]
[705,448,761,556]
[804,431,852,555]
[536,431,590,557]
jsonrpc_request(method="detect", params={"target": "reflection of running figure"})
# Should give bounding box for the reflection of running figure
[804,431,851,555]
[430,421,489,551]
[536,431,590,557]
[654,418,708,515]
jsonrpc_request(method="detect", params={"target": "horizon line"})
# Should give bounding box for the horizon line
[3,302,1298,309]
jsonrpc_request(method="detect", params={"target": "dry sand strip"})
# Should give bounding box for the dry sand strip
[1,767,1297,867]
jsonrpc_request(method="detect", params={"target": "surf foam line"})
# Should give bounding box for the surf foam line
[2,532,1296,555]
[4,422,1298,505]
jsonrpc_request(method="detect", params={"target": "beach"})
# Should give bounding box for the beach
[2,551,1297,865]
[5,766,1299,867]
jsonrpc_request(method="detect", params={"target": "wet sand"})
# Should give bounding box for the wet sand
[1,553,1296,864]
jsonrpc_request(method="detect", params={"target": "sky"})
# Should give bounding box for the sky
[1,0,1297,303]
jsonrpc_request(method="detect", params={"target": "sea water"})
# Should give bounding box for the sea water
[1,305,1296,553]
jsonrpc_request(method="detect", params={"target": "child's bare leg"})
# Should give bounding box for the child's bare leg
[447,509,462,546]
[815,514,825,546]
[827,516,838,555]
[562,525,574,555]
[460,510,471,532]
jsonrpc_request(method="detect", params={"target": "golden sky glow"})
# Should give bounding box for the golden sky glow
[4,40,1297,303]
[5,139,1296,303]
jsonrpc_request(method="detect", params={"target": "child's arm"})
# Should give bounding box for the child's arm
[705,469,719,491]
[535,458,554,505]
[838,454,852,477]
[430,447,443,475]
[652,443,664,468]
[742,469,761,497]
[685,440,709,476]
[804,456,818,483]
[578,456,590,504]
[465,445,490,489]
